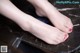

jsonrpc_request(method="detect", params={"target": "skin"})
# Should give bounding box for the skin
[28,0,73,33]
[0,0,73,45]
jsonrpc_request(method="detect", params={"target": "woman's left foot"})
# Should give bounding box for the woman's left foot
[34,0,73,33]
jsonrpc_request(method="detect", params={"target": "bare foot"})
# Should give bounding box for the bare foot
[18,15,69,45]
[1,0,69,45]
[33,0,73,33]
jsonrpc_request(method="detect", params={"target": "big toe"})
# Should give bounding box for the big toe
[60,33,69,42]
[58,20,73,33]
[65,20,73,33]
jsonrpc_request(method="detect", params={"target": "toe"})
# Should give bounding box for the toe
[58,33,69,43]
[63,34,69,41]
[68,21,73,29]
[64,25,72,33]
[59,25,70,33]
[65,20,73,33]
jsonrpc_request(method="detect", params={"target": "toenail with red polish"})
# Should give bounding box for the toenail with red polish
[69,29,72,32]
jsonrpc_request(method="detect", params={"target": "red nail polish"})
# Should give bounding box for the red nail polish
[69,29,72,32]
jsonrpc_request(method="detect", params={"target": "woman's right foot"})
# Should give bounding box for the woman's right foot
[19,15,69,45]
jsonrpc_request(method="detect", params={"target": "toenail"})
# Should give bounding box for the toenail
[69,28,72,32]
